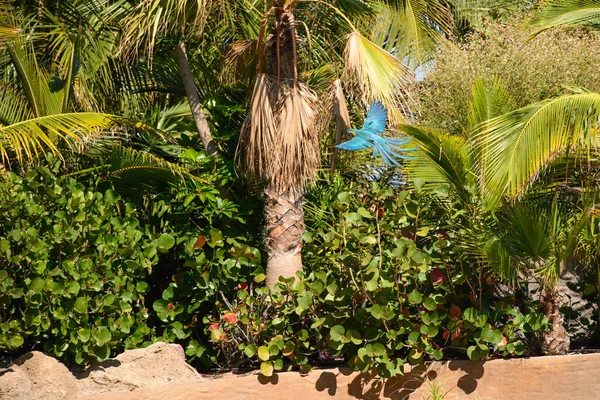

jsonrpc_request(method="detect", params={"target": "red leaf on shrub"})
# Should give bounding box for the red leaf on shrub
[237,282,248,291]
[436,231,450,239]
[442,330,450,340]
[429,268,446,285]
[401,309,410,317]
[222,313,237,324]
[499,336,508,346]
[194,236,206,249]
[167,302,175,311]
[209,323,219,332]
[449,306,461,319]
[451,329,462,340]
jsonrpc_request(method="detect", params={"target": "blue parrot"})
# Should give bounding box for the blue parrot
[336,101,417,167]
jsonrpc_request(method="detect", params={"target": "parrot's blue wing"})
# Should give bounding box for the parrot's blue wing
[361,101,387,134]
[336,136,372,151]
[372,135,419,167]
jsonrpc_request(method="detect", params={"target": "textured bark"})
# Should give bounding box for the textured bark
[264,186,304,288]
[541,288,570,355]
[175,41,218,157]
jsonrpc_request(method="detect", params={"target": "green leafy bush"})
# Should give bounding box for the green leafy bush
[0,162,155,363]
[0,158,262,367]
[207,178,550,376]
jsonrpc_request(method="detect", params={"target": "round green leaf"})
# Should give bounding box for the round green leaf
[29,277,44,294]
[95,327,111,346]
[330,325,345,342]
[273,359,284,371]
[423,296,437,311]
[467,344,489,361]
[136,281,150,293]
[93,344,111,361]
[74,297,88,313]
[258,345,270,361]
[408,291,423,304]
[78,328,91,343]
[9,334,24,349]
[157,233,176,252]
[244,344,257,358]
[260,361,274,377]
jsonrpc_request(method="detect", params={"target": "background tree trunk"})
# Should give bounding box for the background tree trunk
[175,41,218,157]
[541,287,570,355]
[264,186,304,288]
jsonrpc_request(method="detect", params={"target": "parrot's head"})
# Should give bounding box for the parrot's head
[347,128,355,135]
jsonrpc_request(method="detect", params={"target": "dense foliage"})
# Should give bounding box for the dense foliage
[0,157,262,366]
[2,0,600,381]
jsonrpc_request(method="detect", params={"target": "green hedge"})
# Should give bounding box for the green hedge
[206,178,550,376]
[0,160,261,366]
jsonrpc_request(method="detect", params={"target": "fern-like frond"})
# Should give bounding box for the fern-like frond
[399,124,476,205]
[530,0,600,36]
[105,144,207,194]
[343,31,412,122]
[0,112,118,162]
[473,92,600,200]
[371,0,454,66]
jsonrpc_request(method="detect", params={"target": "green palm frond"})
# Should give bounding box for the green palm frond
[467,77,516,132]
[467,77,517,208]
[119,0,212,58]
[399,124,476,204]
[0,112,118,162]
[105,145,207,194]
[343,31,413,122]
[371,0,454,66]
[530,0,600,35]
[473,92,600,200]
[0,85,34,126]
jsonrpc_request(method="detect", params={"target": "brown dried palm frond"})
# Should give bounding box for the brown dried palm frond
[274,81,320,192]
[328,79,351,173]
[343,31,413,123]
[237,73,277,183]
[220,40,257,84]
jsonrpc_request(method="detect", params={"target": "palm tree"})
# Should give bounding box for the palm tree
[402,77,598,354]
[0,2,131,165]
[229,0,459,287]
[117,0,222,156]
[529,0,600,34]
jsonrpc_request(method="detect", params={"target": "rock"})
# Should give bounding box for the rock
[0,362,33,400]
[0,351,79,400]
[76,342,202,395]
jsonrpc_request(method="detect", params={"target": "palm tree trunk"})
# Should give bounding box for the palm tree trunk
[175,41,218,157]
[264,186,304,288]
[541,287,570,355]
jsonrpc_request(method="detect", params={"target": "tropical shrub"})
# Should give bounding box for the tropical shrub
[206,177,550,376]
[0,156,262,367]
[0,160,154,364]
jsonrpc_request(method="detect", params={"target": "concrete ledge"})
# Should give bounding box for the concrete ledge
[78,353,600,400]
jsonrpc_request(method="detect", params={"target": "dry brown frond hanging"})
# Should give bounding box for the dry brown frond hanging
[220,40,257,84]
[238,73,278,183]
[274,82,319,192]
[328,79,351,172]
